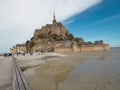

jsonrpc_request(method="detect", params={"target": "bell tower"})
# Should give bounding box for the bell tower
[53,12,56,25]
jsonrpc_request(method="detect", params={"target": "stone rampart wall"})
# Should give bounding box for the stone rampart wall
[54,44,109,53]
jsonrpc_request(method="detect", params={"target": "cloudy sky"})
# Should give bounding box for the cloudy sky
[0,0,120,53]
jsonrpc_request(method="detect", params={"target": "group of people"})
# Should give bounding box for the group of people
[15,52,33,56]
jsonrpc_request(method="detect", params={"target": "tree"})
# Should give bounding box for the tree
[38,33,49,39]
[26,40,29,44]
[26,47,32,52]
[68,33,74,40]
[75,37,84,45]
[30,41,35,48]
[31,37,34,40]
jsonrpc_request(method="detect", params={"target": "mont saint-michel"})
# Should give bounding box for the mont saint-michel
[1,0,120,90]
[10,14,109,54]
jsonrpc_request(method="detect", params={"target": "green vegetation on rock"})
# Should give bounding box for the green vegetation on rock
[30,41,35,48]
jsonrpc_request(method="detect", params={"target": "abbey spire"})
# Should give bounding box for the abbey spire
[53,12,56,25]
[53,12,56,21]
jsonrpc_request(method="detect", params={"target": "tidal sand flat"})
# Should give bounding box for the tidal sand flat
[0,57,13,90]
[17,48,120,90]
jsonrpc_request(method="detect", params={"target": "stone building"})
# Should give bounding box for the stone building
[10,44,26,54]
[16,44,26,53]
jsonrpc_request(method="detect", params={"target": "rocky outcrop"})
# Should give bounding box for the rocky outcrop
[27,14,74,52]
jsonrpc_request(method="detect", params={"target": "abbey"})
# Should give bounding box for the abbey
[34,13,69,40]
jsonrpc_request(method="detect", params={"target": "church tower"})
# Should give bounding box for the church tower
[53,12,56,25]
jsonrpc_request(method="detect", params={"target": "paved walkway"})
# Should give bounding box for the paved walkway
[0,57,13,90]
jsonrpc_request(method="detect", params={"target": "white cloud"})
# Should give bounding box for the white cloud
[85,14,120,28]
[0,0,102,53]
[63,20,75,25]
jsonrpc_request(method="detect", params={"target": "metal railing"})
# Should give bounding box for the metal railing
[12,57,32,90]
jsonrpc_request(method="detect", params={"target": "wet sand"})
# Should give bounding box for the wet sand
[17,50,120,90]
[0,57,13,90]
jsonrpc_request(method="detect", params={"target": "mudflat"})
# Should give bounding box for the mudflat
[17,50,120,90]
